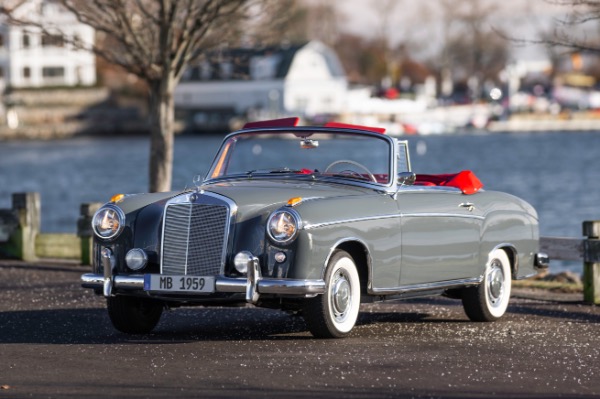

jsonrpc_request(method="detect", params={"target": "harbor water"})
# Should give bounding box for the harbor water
[1,131,599,273]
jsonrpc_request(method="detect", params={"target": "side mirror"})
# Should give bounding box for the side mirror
[397,171,416,186]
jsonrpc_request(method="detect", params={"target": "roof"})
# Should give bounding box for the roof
[181,40,345,82]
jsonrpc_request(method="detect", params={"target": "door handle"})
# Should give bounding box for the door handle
[459,202,475,212]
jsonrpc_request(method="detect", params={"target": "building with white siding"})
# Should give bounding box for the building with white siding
[0,0,95,89]
[174,41,348,130]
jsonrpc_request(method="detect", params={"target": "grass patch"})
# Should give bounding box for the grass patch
[513,279,583,293]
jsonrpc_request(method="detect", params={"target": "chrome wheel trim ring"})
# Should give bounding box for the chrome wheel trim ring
[331,271,351,322]
[487,260,505,307]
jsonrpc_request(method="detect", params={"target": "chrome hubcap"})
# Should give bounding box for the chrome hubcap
[487,260,505,306]
[332,271,351,321]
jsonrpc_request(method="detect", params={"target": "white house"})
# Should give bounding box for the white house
[0,0,95,89]
[174,41,348,128]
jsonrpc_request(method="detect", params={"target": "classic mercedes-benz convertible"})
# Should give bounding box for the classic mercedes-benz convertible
[82,117,548,338]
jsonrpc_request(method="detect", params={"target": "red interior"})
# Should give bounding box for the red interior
[414,170,483,195]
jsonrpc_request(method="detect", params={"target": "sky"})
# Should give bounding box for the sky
[327,0,586,64]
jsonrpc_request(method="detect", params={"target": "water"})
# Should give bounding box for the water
[2,131,599,273]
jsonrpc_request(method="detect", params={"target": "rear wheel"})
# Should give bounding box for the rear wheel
[303,250,361,338]
[107,296,163,334]
[462,249,512,322]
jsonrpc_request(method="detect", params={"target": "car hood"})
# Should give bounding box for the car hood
[202,179,374,221]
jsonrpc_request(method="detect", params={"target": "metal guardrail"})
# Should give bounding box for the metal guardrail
[540,221,600,304]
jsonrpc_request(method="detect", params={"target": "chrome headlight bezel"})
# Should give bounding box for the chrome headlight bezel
[266,208,301,245]
[92,204,126,240]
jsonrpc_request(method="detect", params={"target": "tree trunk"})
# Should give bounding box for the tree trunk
[148,78,175,193]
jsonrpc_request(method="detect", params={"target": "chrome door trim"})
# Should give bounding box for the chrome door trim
[369,276,483,295]
[303,214,401,230]
[401,212,485,221]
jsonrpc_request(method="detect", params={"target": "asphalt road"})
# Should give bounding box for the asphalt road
[1,260,599,399]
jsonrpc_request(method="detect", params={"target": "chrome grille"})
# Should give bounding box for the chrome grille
[161,202,229,276]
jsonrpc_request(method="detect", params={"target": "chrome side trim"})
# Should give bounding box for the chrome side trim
[401,212,485,221]
[369,277,482,295]
[304,214,400,230]
[304,211,485,230]
[81,274,326,297]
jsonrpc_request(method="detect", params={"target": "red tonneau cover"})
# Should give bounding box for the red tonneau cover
[415,170,483,195]
[324,122,386,134]
[243,117,299,129]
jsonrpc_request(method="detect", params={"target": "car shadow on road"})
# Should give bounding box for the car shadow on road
[0,304,459,344]
[4,297,590,345]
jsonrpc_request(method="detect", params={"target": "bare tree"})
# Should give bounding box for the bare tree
[1,0,258,192]
[536,0,600,52]
[434,0,509,99]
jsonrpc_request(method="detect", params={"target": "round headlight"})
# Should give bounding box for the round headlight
[267,209,301,244]
[125,248,148,271]
[92,204,125,240]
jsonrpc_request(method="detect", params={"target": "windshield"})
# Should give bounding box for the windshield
[206,131,392,185]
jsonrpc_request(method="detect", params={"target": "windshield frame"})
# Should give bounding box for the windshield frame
[203,127,399,192]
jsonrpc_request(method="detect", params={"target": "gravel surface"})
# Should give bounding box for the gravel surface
[1,259,599,399]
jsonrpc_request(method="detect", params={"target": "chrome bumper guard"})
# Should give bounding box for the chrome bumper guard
[81,273,326,302]
[534,252,550,270]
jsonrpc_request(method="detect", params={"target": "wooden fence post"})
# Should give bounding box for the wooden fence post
[77,202,101,265]
[12,192,40,262]
[583,221,600,305]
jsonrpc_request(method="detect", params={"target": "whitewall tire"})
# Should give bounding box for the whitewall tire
[462,248,512,322]
[303,250,361,338]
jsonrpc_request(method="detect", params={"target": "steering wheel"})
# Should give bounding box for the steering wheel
[324,160,377,183]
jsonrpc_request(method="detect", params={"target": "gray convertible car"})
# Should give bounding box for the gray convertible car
[82,117,548,338]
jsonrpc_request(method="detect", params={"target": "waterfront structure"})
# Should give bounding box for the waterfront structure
[174,41,348,129]
[0,0,96,89]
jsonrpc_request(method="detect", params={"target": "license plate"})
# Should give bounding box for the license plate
[144,275,215,293]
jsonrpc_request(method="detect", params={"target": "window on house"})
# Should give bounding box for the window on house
[0,34,4,48]
[0,67,4,78]
[220,62,233,80]
[22,34,30,48]
[42,67,65,77]
[23,67,31,79]
[41,33,64,47]
[201,63,212,80]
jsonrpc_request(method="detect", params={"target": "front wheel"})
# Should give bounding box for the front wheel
[303,250,361,338]
[462,248,512,322]
[107,296,163,334]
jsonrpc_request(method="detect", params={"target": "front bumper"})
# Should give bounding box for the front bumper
[81,250,325,303]
[81,273,326,303]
